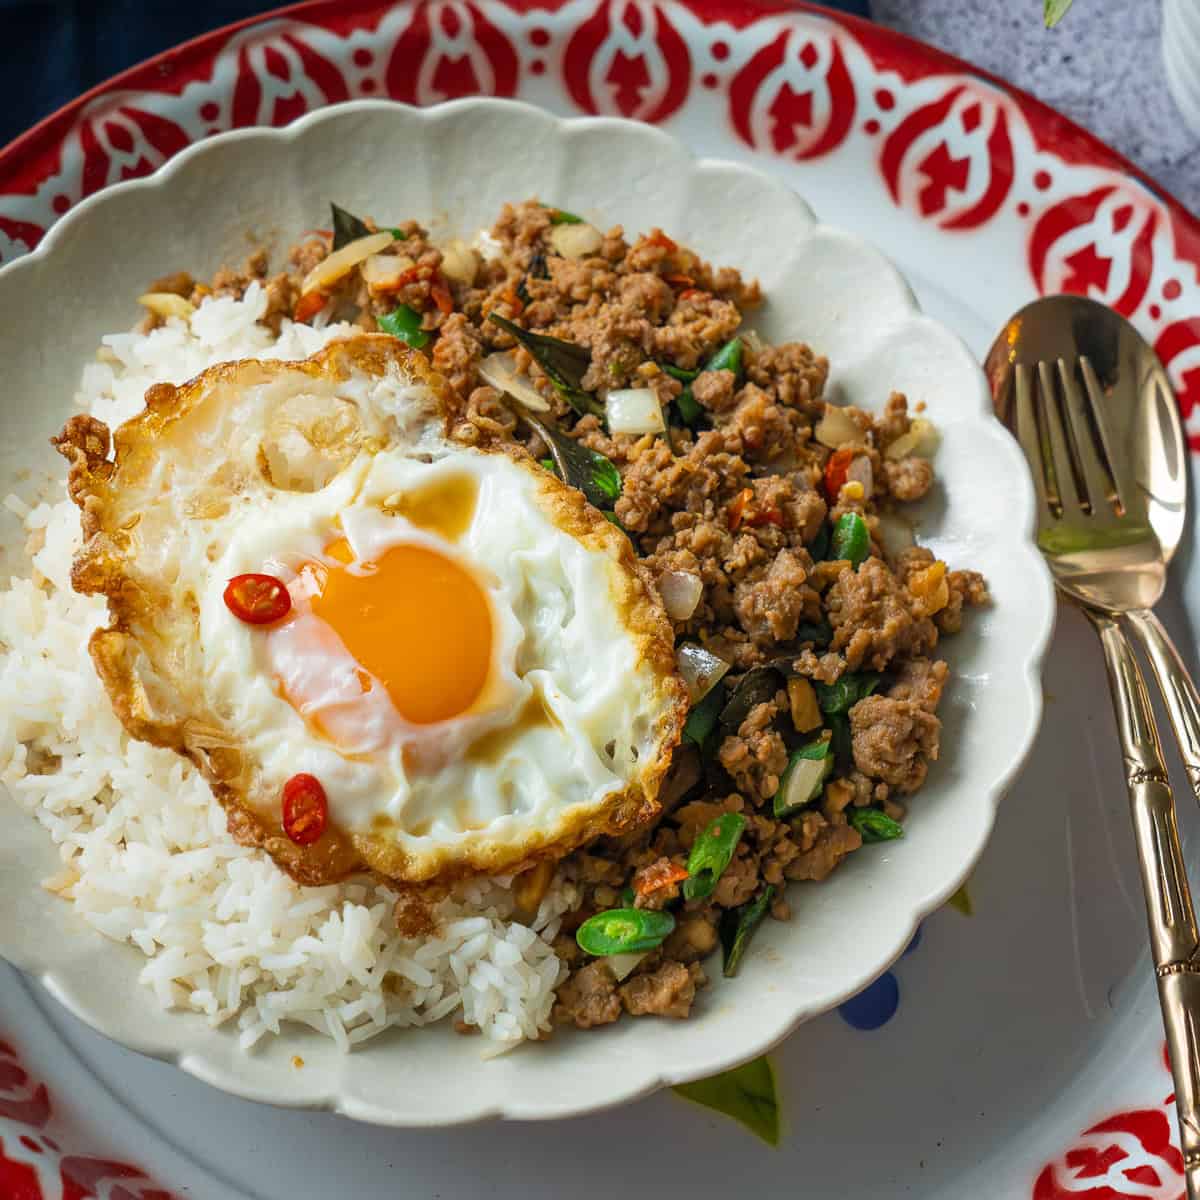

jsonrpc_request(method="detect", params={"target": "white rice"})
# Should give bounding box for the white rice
[0,284,577,1051]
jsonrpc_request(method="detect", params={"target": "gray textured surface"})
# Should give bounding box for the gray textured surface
[872,0,1200,214]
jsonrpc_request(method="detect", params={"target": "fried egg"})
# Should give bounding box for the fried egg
[56,336,686,886]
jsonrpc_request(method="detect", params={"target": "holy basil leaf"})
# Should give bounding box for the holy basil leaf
[828,713,853,768]
[514,405,622,510]
[719,666,785,733]
[675,388,704,428]
[1044,0,1074,27]
[795,619,833,648]
[720,886,775,977]
[548,208,584,225]
[673,1056,781,1147]
[331,203,372,251]
[683,683,726,753]
[948,882,974,916]
[488,314,602,417]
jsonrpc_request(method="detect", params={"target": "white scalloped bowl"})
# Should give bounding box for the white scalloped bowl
[0,99,1053,1126]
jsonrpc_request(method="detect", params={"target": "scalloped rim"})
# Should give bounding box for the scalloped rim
[0,97,1055,1127]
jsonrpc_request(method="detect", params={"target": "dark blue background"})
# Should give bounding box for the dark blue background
[0,0,870,148]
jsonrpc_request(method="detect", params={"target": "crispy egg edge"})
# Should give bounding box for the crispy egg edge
[54,334,688,889]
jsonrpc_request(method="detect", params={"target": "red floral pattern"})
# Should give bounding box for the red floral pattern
[1033,1047,1186,1200]
[1029,184,1158,318]
[727,22,855,160]
[563,0,691,123]
[0,0,1195,452]
[879,84,1014,230]
[0,1038,174,1199]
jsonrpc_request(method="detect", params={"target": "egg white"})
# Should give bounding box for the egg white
[59,337,684,885]
[201,445,651,849]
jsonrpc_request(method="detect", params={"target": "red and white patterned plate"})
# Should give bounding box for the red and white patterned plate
[1,2,1198,1197]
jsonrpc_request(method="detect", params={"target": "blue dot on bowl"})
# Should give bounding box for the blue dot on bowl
[838,972,900,1030]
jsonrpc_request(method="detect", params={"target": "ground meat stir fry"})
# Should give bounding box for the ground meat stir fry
[191,200,989,1031]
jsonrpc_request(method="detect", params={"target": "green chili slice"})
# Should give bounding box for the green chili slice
[540,458,556,473]
[661,362,700,384]
[548,208,584,225]
[774,734,833,817]
[813,672,880,716]
[850,808,905,843]
[683,812,746,901]
[721,886,775,977]
[576,907,675,957]
[704,336,743,382]
[831,511,870,566]
[377,304,430,349]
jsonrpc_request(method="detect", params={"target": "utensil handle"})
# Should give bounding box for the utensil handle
[1085,609,1200,1195]
[1127,609,1200,809]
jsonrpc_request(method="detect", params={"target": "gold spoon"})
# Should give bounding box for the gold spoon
[985,294,1200,1198]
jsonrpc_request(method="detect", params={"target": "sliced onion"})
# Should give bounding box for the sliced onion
[876,512,916,558]
[477,351,552,412]
[301,230,394,296]
[549,222,603,260]
[885,417,940,460]
[660,570,703,622]
[675,642,730,703]
[606,388,665,435]
[814,404,863,448]
[606,951,648,982]
[360,252,415,288]
[440,239,479,286]
[473,230,506,262]
[847,454,874,499]
[137,292,194,320]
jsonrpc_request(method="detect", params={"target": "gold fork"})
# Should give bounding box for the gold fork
[987,297,1200,1199]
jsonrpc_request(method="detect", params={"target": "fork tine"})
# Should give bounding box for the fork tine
[1037,359,1080,515]
[1013,362,1059,520]
[1078,356,1128,515]
[1056,357,1120,516]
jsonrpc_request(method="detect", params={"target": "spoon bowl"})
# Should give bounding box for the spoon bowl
[983,294,1186,612]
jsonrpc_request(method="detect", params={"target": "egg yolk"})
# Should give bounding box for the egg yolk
[307,539,493,725]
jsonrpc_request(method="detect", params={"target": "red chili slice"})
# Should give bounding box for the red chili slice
[293,291,328,324]
[824,447,856,503]
[430,272,455,315]
[282,773,328,846]
[223,573,291,625]
[747,506,784,529]
[645,229,678,253]
[664,273,695,289]
[633,858,689,899]
[500,283,525,316]
[677,288,708,302]
[727,486,754,532]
